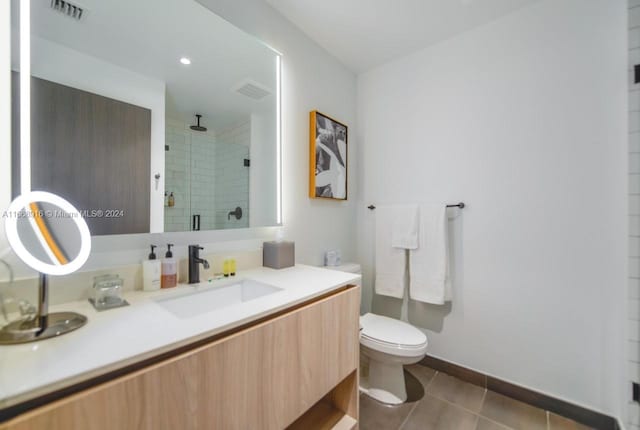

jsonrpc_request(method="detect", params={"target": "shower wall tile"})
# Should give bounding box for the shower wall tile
[631,90,640,112]
[631,134,640,153]
[632,27,640,50]
[631,299,640,322]
[632,216,640,236]
[630,3,640,426]
[630,237,640,258]
[214,120,251,230]
[164,121,193,232]
[630,278,640,299]
[631,341,640,363]
[630,195,640,215]
[630,319,640,342]
[631,257,640,279]
[632,113,640,133]
[631,153,640,174]
[631,6,640,28]
[632,175,640,195]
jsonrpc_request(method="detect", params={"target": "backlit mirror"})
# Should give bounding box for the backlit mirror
[10,0,280,236]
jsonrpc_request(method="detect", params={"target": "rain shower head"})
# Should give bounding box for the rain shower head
[190,114,207,132]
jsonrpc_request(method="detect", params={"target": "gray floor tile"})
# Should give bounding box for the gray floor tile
[404,369,426,403]
[359,393,416,430]
[402,394,478,430]
[405,364,437,388]
[427,371,486,412]
[548,412,594,430]
[476,417,514,430]
[479,391,547,430]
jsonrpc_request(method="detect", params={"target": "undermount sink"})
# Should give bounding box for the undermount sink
[155,279,282,319]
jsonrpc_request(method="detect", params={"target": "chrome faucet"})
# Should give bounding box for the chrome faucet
[188,245,210,284]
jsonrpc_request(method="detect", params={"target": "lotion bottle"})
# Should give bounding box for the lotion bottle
[161,244,177,288]
[143,245,161,291]
[229,258,236,276]
[223,259,230,277]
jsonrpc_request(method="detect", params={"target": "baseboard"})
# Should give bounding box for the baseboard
[420,355,618,430]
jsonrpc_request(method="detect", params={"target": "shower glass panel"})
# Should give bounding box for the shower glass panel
[164,120,250,232]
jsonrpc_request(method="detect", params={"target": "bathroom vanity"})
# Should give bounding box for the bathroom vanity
[0,266,360,430]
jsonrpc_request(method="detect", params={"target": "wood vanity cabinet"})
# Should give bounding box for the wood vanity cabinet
[0,285,360,430]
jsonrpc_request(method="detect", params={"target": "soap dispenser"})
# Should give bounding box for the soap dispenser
[143,245,161,291]
[161,244,177,289]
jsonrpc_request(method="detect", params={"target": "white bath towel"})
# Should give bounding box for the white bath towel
[375,206,407,298]
[391,205,419,250]
[409,205,451,304]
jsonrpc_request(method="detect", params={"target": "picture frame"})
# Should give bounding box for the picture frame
[309,111,348,200]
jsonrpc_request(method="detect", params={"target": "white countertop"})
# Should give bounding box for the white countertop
[0,265,360,410]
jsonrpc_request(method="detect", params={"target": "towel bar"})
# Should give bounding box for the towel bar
[367,202,465,210]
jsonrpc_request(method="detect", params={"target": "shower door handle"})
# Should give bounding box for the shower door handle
[192,214,200,231]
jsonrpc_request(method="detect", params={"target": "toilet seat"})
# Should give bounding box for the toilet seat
[360,313,428,358]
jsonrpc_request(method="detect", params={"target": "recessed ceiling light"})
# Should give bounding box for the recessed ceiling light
[179,57,191,65]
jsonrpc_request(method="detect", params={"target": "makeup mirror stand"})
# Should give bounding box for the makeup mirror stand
[0,273,87,345]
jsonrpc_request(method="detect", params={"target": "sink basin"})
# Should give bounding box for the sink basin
[155,279,282,319]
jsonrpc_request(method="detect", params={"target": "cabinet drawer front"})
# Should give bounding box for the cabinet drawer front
[1,286,360,430]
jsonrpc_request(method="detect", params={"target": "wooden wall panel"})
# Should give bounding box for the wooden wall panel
[11,74,151,235]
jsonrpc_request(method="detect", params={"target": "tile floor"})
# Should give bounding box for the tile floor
[359,364,594,430]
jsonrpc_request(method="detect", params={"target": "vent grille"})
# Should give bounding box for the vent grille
[50,0,85,20]
[233,79,272,100]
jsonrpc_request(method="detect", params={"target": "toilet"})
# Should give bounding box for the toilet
[324,263,428,405]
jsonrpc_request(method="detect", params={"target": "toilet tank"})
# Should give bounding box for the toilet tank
[324,263,362,285]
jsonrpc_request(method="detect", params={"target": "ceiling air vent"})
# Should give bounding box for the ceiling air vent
[50,0,85,21]
[233,79,272,100]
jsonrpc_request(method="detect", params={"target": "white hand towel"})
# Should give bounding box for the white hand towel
[391,205,419,250]
[409,205,451,304]
[375,206,407,299]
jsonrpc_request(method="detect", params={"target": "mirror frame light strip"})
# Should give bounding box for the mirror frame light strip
[5,192,91,276]
[19,0,31,194]
[0,0,10,217]
[26,205,61,266]
[29,202,69,265]
[276,54,282,225]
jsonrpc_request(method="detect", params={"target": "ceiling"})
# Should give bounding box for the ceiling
[265,0,540,73]
[24,0,277,130]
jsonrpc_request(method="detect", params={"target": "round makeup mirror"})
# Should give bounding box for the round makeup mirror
[0,191,91,344]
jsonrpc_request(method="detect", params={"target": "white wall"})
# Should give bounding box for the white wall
[25,37,166,233]
[357,0,627,418]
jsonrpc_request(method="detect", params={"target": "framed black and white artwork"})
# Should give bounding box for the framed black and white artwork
[309,111,348,200]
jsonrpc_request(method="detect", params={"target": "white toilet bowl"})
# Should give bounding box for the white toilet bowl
[322,263,428,405]
[359,313,428,404]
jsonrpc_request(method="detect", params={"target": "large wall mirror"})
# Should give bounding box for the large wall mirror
[10,0,280,236]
